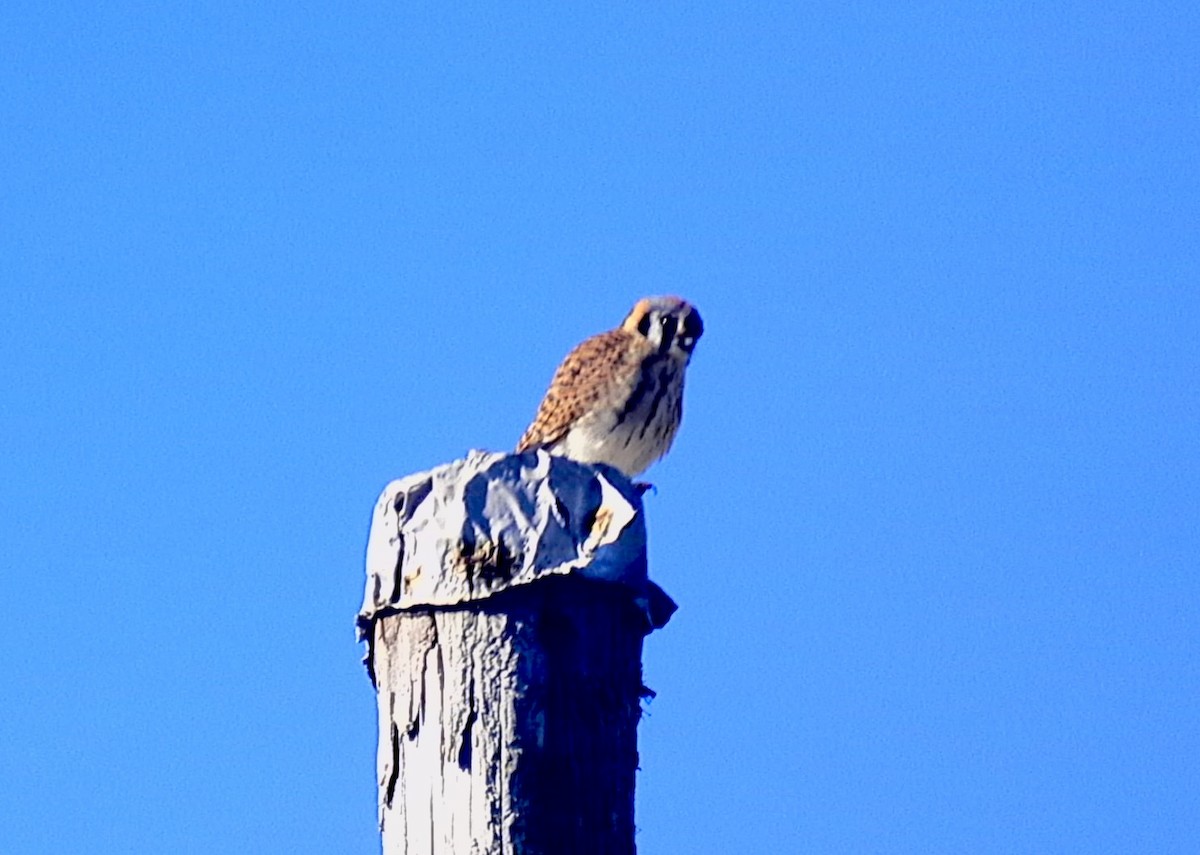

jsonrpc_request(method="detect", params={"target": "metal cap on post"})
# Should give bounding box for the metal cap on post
[358,449,676,855]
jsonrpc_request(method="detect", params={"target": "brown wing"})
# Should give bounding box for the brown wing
[516,328,634,451]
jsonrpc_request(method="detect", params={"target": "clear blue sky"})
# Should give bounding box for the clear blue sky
[2,2,1197,853]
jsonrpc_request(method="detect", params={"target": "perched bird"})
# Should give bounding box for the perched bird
[516,296,704,478]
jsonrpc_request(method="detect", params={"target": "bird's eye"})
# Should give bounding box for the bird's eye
[659,315,671,326]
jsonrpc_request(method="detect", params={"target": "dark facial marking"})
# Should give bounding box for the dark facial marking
[658,314,678,354]
[676,309,703,354]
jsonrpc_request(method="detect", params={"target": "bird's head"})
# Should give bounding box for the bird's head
[622,296,704,362]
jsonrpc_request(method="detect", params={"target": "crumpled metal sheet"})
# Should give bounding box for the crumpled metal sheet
[358,450,675,641]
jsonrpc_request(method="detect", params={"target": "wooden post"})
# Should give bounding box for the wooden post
[358,451,676,855]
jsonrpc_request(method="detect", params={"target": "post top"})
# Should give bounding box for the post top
[358,450,675,644]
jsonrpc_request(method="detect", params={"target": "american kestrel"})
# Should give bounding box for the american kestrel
[516,296,704,478]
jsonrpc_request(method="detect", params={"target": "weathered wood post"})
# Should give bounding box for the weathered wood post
[358,450,676,855]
